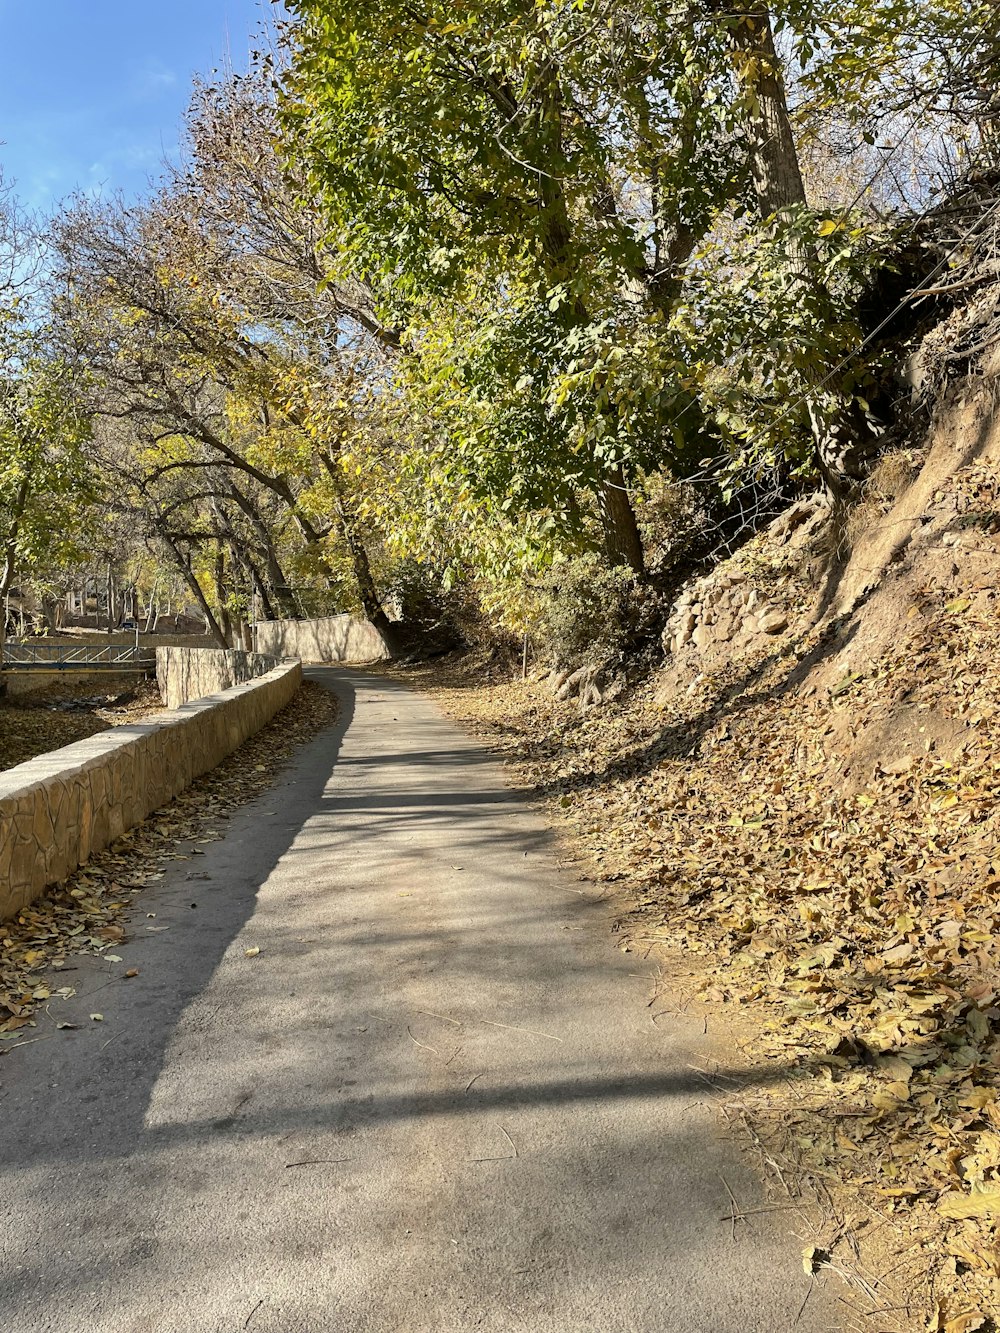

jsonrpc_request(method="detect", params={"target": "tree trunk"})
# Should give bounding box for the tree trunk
[316,451,402,652]
[0,476,31,681]
[727,5,807,222]
[225,483,300,619]
[212,548,234,647]
[0,554,14,690]
[1,557,16,675]
[529,71,648,576]
[155,528,228,648]
[598,468,646,575]
[246,557,277,625]
[335,502,403,653]
[144,581,159,634]
[725,1,877,495]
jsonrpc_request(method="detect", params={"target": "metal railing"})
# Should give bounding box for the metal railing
[1,642,156,671]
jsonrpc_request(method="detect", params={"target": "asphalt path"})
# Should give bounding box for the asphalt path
[0,667,838,1332]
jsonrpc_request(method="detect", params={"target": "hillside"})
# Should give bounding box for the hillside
[408,384,1000,1329]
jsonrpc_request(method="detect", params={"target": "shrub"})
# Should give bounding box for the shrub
[638,477,714,576]
[381,559,464,654]
[535,553,641,669]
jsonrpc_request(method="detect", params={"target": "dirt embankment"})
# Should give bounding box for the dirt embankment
[409,386,1000,1331]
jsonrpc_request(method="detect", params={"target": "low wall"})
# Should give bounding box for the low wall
[255,614,391,664]
[156,647,281,709]
[0,659,302,921]
[1,671,146,699]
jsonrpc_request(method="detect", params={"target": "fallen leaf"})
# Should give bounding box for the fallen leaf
[882,942,915,964]
[944,1313,986,1333]
[937,1189,1000,1220]
[801,1244,828,1274]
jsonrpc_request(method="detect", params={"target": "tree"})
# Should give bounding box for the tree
[50,193,368,637]
[0,326,94,675]
[277,0,744,572]
[713,0,991,494]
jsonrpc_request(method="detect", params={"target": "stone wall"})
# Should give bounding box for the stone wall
[660,499,826,661]
[0,659,302,922]
[1,671,146,699]
[156,647,281,709]
[255,614,391,664]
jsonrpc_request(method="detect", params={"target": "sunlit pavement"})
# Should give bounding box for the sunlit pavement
[0,668,837,1333]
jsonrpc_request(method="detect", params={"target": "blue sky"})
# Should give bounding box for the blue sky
[0,1,280,211]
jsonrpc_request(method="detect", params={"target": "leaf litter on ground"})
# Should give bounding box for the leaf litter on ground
[0,678,164,773]
[390,464,1000,1331]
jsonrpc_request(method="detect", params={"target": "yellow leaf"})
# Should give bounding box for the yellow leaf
[957,1086,997,1110]
[937,1189,1000,1220]
[877,1054,913,1081]
[871,1089,903,1111]
[944,1312,986,1333]
[882,942,915,964]
[817,218,842,236]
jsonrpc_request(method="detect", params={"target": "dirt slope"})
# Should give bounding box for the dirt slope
[410,384,1000,1330]
[642,385,1000,1329]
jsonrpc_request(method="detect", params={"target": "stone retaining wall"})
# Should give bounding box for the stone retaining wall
[660,499,826,659]
[255,614,391,664]
[0,659,302,922]
[1,671,146,699]
[156,646,282,709]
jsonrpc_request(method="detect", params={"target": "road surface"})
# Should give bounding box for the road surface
[0,668,837,1332]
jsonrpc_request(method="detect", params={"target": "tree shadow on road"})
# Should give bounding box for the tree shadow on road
[0,668,837,1333]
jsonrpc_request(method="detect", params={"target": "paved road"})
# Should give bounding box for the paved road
[0,669,836,1332]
